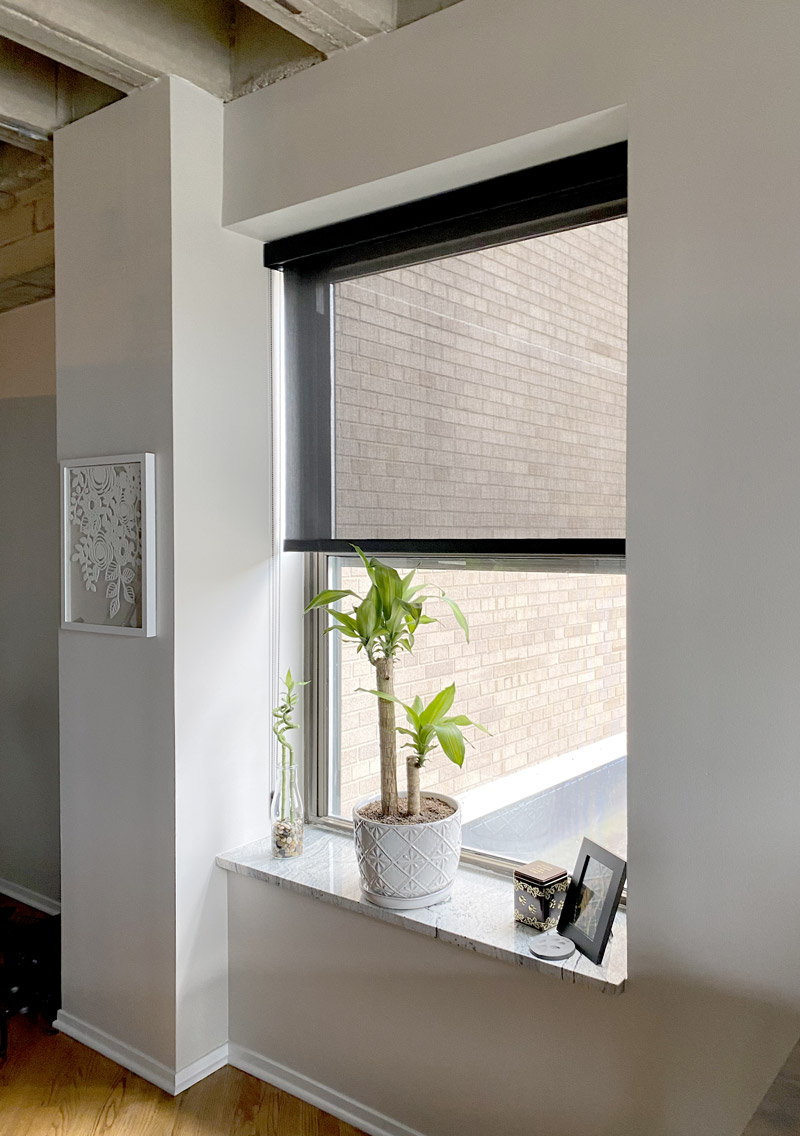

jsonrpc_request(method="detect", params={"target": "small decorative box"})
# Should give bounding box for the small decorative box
[513,859,570,931]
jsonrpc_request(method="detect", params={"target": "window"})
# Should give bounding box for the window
[268,144,627,870]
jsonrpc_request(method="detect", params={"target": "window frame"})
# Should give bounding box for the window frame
[269,142,628,554]
[270,142,629,872]
[304,551,627,874]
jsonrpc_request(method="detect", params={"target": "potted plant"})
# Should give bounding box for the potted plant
[271,668,308,858]
[306,549,486,908]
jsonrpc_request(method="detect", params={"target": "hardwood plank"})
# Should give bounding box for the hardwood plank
[0,1016,367,1136]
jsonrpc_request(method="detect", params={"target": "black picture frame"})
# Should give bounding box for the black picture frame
[558,838,626,965]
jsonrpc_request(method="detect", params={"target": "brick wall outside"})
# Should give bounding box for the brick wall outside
[334,217,627,540]
[335,568,626,816]
[0,177,55,312]
[330,219,627,814]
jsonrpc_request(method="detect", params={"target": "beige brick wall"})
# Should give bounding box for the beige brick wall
[0,177,55,312]
[331,218,627,813]
[336,568,626,815]
[334,217,627,540]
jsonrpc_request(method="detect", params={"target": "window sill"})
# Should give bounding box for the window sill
[217,826,626,996]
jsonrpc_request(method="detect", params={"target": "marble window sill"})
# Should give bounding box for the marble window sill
[217,825,627,995]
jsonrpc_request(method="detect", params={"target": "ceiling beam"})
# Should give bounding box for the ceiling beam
[394,0,463,28]
[0,4,153,91]
[0,37,120,151]
[0,36,56,142]
[0,0,235,98]
[231,6,324,97]
[0,117,50,154]
[237,0,396,53]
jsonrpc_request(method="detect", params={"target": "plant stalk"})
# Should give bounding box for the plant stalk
[406,757,421,816]
[374,656,399,815]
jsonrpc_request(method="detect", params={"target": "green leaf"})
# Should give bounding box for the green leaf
[372,560,401,614]
[420,683,456,726]
[441,593,469,642]
[400,569,417,593]
[399,599,422,623]
[446,714,489,733]
[327,609,359,634]
[418,723,435,749]
[357,687,415,717]
[304,589,358,613]
[352,546,382,593]
[386,600,406,635]
[411,695,423,716]
[403,703,420,728]
[433,722,466,767]
[355,586,379,641]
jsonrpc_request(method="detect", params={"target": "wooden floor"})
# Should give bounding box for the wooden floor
[0,1015,368,1136]
[0,892,365,1136]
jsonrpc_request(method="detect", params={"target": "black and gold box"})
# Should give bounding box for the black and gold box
[513,859,570,931]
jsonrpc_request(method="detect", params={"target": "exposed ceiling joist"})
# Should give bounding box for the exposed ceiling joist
[238,0,463,55]
[238,0,394,52]
[0,0,234,98]
[0,4,152,91]
[0,37,120,154]
[0,0,465,121]
[0,36,57,146]
[0,116,49,153]
[394,0,463,29]
[0,1,330,104]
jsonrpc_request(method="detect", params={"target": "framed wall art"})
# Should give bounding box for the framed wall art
[558,837,626,965]
[61,453,155,636]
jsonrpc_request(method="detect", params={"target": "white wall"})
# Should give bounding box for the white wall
[169,79,272,1071]
[223,3,800,1134]
[57,82,179,1064]
[56,78,270,1073]
[0,298,60,903]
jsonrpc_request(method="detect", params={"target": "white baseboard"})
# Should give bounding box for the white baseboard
[174,1042,230,1095]
[229,1042,426,1136]
[54,1011,228,1096]
[52,1013,423,1132]
[0,877,61,916]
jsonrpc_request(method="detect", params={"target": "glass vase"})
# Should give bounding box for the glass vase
[271,764,304,858]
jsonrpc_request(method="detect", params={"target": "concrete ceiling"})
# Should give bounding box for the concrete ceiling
[0,0,461,312]
[0,0,465,124]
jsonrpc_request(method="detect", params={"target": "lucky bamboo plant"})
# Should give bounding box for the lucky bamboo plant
[305,548,484,817]
[271,667,308,856]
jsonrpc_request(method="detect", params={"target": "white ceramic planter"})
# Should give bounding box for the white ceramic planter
[353,792,462,909]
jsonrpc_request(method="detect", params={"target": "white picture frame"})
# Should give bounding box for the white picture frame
[61,452,156,637]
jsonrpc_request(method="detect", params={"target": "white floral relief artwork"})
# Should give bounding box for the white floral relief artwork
[68,462,143,628]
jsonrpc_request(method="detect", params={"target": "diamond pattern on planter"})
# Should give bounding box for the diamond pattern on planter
[354,798,462,902]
